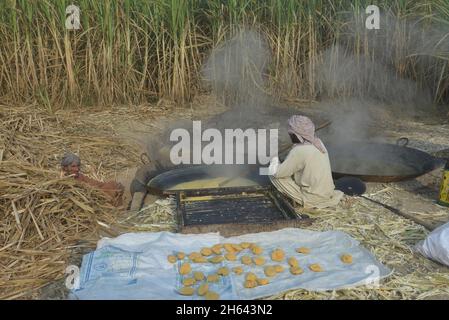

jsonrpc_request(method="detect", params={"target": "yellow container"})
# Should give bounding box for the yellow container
[438,162,449,207]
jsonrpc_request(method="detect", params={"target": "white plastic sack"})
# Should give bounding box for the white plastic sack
[415,221,449,267]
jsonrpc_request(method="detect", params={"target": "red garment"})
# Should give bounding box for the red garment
[76,174,124,206]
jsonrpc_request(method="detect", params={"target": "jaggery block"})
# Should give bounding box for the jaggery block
[208,255,224,264]
[232,266,244,275]
[251,245,263,255]
[288,257,299,268]
[264,266,276,277]
[205,291,220,300]
[167,255,177,264]
[207,274,220,283]
[244,280,258,289]
[182,277,196,286]
[241,255,252,265]
[341,254,353,264]
[201,248,213,256]
[217,267,230,276]
[188,252,201,260]
[290,266,304,275]
[240,242,251,249]
[296,247,311,254]
[271,249,285,262]
[212,244,222,255]
[274,265,284,273]
[223,243,235,253]
[192,256,207,263]
[309,264,324,272]
[197,283,209,296]
[194,271,205,281]
[245,272,257,282]
[179,263,191,275]
[177,252,185,260]
[253,256,266,266]
[232,244,243,252]
[257,278,269,286]
[225,253,237,261]
[178,287,195,296]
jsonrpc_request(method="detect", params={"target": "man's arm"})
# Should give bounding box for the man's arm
[76,174,105,188]
[273,147,306,178]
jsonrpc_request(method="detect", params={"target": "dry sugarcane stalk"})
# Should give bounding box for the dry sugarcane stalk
[0,105,144,299]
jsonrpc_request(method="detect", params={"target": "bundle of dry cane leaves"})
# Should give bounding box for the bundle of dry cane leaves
[0,104,141,299]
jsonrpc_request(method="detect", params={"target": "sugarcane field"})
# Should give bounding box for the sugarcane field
[1,1,449,303]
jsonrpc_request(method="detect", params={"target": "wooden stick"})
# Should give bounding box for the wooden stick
[361,196,436,231]
[11,201,22,231]
[28,207,45,241]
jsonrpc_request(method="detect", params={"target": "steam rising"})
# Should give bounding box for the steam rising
[316,10,448,146]
[202,30,272,114]
[146,29,284,172]
[143,11,447,180]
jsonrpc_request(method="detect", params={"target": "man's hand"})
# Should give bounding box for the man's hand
[268,156,280,176]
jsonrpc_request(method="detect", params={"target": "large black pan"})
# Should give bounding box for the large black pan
[326,138,443,182]
[146,136,442,195]
[147,164,270,194]
[335,176,437,230]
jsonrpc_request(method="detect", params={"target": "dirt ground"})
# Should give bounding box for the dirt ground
[37,96,449,299]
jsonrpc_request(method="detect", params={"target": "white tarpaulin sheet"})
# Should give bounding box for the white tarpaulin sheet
[71,228,391,300]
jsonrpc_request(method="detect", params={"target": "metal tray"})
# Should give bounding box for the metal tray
[174,186,313,237]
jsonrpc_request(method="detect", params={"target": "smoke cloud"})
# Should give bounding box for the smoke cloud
[201,29,272,114]
[142,11,448,180]
[145,29,287,172]
[315,10,449,147]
